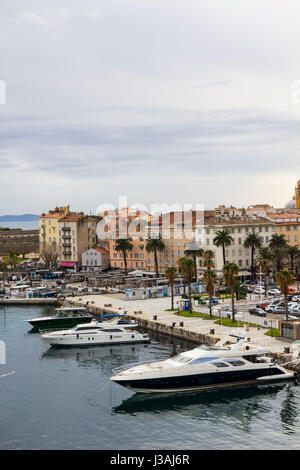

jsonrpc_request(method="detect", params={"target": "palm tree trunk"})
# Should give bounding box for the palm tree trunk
[251,247,255,280]
[264,274,268,297]
[222,244,226,265]
[188,282,192,313]
[123,250,128,275]
[284,292,289,321]
[209,294,212,317]
[171,282,174,310]
[154,249,159,277]
[291,256,294,274]
[231,290,235,322]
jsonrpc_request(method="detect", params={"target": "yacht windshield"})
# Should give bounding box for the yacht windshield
[171,354,192,364]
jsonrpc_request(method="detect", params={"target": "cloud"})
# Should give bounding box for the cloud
[0,0,299,213]
[86,10,102,20]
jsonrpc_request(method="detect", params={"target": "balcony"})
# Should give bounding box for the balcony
[62,243,71,248]
[62,226,71,231]
[62,234,71,239]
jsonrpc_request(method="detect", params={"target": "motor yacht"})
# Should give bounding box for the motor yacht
[110,332,297,393]
[26,307,93,329]
[41,320,149,347]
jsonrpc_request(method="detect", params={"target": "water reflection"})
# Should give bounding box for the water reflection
[280,386,299,434]
[42,343,150,372]
[113,384,289,428]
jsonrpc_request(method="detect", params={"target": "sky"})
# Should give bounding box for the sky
[0,0,300,215]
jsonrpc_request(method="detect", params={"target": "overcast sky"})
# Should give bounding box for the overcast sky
[0,0,300,215]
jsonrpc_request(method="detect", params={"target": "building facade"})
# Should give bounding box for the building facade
[196,214,276,277]
[82,247,110,272]
[57,215,89,270]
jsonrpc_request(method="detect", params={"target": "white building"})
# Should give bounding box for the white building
[81,247,110,272]
[196,214,276,277]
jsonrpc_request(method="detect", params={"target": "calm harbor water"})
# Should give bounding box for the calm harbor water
[1,305,300,450]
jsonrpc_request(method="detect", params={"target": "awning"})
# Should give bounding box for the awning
[59,262,77,267]
[238,271,252,276]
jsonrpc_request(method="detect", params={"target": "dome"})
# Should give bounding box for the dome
[285,199,296,209]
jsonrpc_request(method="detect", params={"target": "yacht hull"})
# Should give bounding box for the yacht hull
[28,316,93,329]
[112,368,296,394]
[41,334,150,347]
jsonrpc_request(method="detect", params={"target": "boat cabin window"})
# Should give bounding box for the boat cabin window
[188,357,218,366]
[224,359,245,367]
[74,326,101,331]
[103,328,123,332]
[172,354,192,364]
[212,362,229,368]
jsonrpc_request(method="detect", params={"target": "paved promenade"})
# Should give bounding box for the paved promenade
[66,294,291,354]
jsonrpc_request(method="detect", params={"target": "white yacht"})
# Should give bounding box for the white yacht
[41,320,149,347]
[110,332,297,393]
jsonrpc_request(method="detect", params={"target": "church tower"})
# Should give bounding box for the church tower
[296,180,300,209]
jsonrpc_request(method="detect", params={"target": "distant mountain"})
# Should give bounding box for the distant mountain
[0,214,39,222]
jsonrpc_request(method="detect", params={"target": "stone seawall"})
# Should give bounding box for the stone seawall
[66,300,218,346]
[0,298,59,306]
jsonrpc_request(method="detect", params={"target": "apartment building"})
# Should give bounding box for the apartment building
[57,215,89,270]
[267,212,300,247]
[109,210,203,273]
[39,206,70,249]
[82,247,110,272]
[196,213,276,276]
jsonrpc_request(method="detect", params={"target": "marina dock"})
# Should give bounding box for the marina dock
[64,294,293,354]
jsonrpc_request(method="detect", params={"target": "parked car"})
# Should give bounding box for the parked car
[256,302,269,310]
[274,306,287,314]
[254,287,265,294]
[268,289,281,296]
[249,308,267,317]
[288,315,298,320]
[265,305,276,313]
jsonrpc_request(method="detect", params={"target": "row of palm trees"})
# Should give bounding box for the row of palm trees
[114,236,165,277]
[213,229,299,276]
[166,252,295,322]
[115,230,299,279]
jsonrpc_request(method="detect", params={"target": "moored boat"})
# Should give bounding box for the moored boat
[110,332,297,393]
[40,321,149,347]
[26,307,93,329]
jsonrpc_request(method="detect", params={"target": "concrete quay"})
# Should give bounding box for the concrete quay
[65,294,292,354]
[0,298,59,306]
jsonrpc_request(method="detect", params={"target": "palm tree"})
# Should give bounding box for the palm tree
[4,251,19,269]
[165,266,177,310]
[256,247,273,296]
[202,254,217,317]
[275,270,295,321]
[178,257,196,313]
[202,249,215,268]
[115,238,133,275]
[223,262,239,322]
[184,246,203,267]
[146,236,165,276]
[286,245,300,274]
[269,233,287,250]
[213,229,233,265]
[269,234,287,272]
[243,232,262,280]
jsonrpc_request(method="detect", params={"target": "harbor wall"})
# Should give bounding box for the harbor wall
[66,300,218,346]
